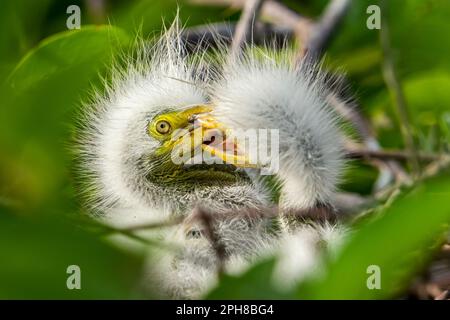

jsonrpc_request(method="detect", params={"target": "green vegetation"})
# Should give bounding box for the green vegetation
[1,0,449,299]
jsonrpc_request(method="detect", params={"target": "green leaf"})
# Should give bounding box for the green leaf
[111,0,225,36]
[0,26,130,211]
[0,208,144,299]
[8,25,129,91]
[389,0,450,77]
[403,72,450,126]
[206,259,289,299]
[368,70,450,149]
[297,171,450,299]
[0,0,54,75]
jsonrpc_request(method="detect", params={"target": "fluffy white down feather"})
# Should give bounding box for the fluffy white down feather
[77,26,210,219]
[211,49,345,210]
[77,23,349,299]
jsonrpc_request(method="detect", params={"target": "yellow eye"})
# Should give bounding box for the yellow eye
[155,120,171,134]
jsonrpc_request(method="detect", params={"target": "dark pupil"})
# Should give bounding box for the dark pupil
[160,123,165,129]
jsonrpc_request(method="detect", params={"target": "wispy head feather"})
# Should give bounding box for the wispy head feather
[210,46,345,210]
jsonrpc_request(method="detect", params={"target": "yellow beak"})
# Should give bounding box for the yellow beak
[175,105,257,168]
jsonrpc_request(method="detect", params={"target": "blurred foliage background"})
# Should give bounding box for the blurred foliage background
[0,0,450,299]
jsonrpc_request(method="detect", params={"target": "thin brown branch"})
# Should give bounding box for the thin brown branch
[334,192,372,216]
[421,156,450,180]
[110,195,369,236]
[346,148,446,163]
[435,290,450,300]
[84,0,107,24]
[230,0,265,57]
[181,22,294,47]
[329,92,410,187]
[374,158,411,186]
[189,0,313,40]
[380,0,419,175]
[192,207,227,274]
[191,0,347,61]
[374,155,450,204]
[77,215,182,250]
[298,0,351,62]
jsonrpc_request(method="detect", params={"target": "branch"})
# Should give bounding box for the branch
[103,196,370,237]
[299,0,351,62]
[188,0,313,38]
[346,148,446,163]
[328,89,410,188]
[421,156,450,180]
[190,0,348,60]
[84,0,107,24]
[181,22,294,47]
[192,207,227,274]
[335,192,372,215]
[96,222,179,250]
[230,0,265,57]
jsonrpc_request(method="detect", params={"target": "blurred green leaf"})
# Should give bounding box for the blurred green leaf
[369,70,450,150]
[297,171,450,299]
[403,72,450,127]
[0,0,449,301]
[206,259,289,299]
[0,0,54,76]
[0,208,144,299]
[0,26,130,211]
[390,0,450,77]
[111,0,225,36]
[8,25,129,91]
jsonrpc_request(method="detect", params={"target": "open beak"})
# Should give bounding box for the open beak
[174,105,257,168]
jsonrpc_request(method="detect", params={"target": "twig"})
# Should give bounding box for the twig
[189,0,313,40]
[298,0,351,62]
[334,192,372,216]
[230,0,265,58]
[77,215,183,250]
[84,0,107,24]
[192,207,227,274]
[346,148,446,163]
[421,156,450,180]
[117,215,186,232]
[380,0,419,175]
[191,0,344,58]
[105,196,368,236]
[435,290,450,300]
[328,93,409,187]
[98,222,179,250]
[374,155,450,203]
[181,22,294,47]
